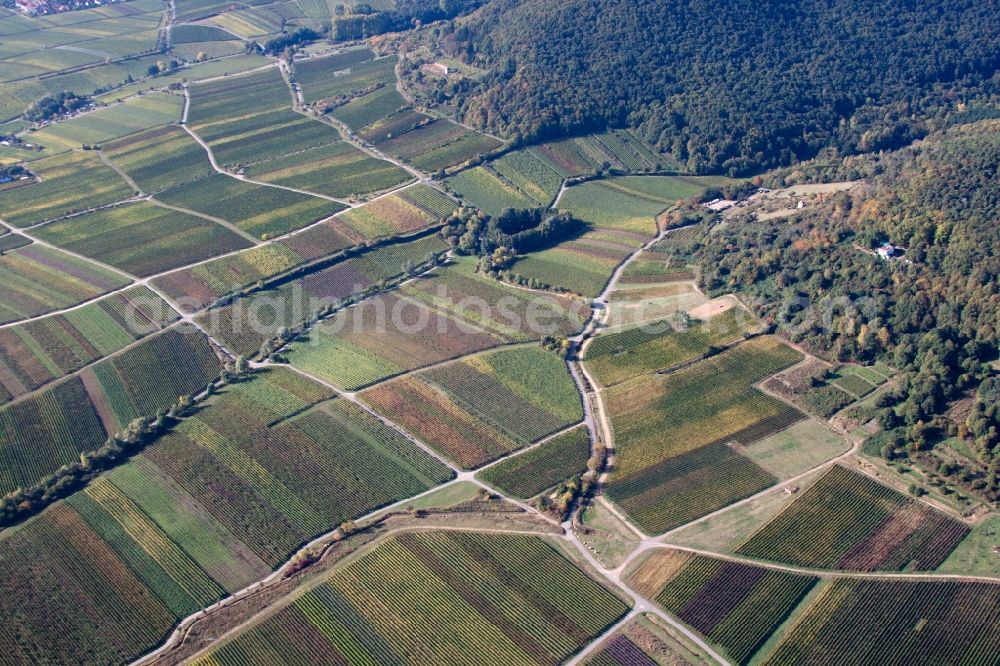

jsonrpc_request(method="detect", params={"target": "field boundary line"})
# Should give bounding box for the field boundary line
[147,197,262,245]
[474,421,590,475]
[650,543,1000,584]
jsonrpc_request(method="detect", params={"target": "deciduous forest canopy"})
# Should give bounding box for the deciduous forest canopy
[440,0,1000,174]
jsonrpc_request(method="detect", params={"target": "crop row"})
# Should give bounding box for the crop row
[0,244,125,323]
[491,149,565,205]
[399,255,587,342]
[447,166,538,215]
[330,85,409,130]
[245,140,411,199]
[423,347,582,444]
[195,531,630,666]
[626,549,816,665]
[0,365,455,663]
[0,151,135,228]
[35,200,253,277]
[103,124,214,194]
[156,172,345,239]
[408,131,505,173]
[287,292,498,390]
[0,286,177,404]
[297,55,395,104]
[763,579,1000,666]
[735,465,970,571]
[477,426,591,498]
[585,308,751,386]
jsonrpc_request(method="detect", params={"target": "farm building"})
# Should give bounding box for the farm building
[704,198,736,212]
[877,243,900,259]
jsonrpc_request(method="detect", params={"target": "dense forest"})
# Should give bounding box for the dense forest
[692,119,1000,498]
[424,0,1000,174]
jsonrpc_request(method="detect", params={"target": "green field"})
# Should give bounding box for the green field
[0,150,134,227]
[604,336,804,534]
[330,85,409,130]
[103,124,215,194]
[244,140,412,198]
[0,286,178,405]
[0,367,453,664]
[297,53,395,103]
[477,426,591,498]
[27,93,183,152]
[0,244,132,324]
[735,465,970,571]
[34,200,253,277]
[187,67,342,167]
[155,173,345,239]
[584,308,756,386]
[191,531,630,666]
[558,176,711,235]
[447,166,538,215]
[335,185,454,239]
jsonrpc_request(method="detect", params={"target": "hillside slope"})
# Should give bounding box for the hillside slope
[694,119,1000,495]
[439,0,1000,174]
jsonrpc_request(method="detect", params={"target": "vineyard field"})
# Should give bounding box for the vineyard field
[244,141,411,199]
[152,243,309,312]
[27,93,183,152]
[735,465,970,571]
[78,327,223,432]
[762,579,1000,666]
[336,186,449,239]
[604,337,804,533]
[400,255,589,342]
[0,150,133,227]
[0,367,452,663]
[584,614,706,666]
[584,308,754,386]
[331,86,410,131]
[447,166,538,215]
[187,67,342,167]
[192,531,630,666]
[200,233,450,356]
[0,286,178,404]
[626,548,817,665]
[286,292,500,390]
[155,173,345,239]
[0,244,132,325]
[422,347,584,445]
[477,426,591,498]
[102,124,214,194]
[2,321,216,462]
[512,228,646,297]
[34,200,253,276]
[297,54,395,103]
[363,347,583,468]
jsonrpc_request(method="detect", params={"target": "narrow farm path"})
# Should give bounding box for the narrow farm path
[18,196,148,233]
[178,90,352,206]
[98,150,146,196]
[279,55,432,188]
[147,197,262,245]
[270,361,463,474]
[0,180,435,331]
